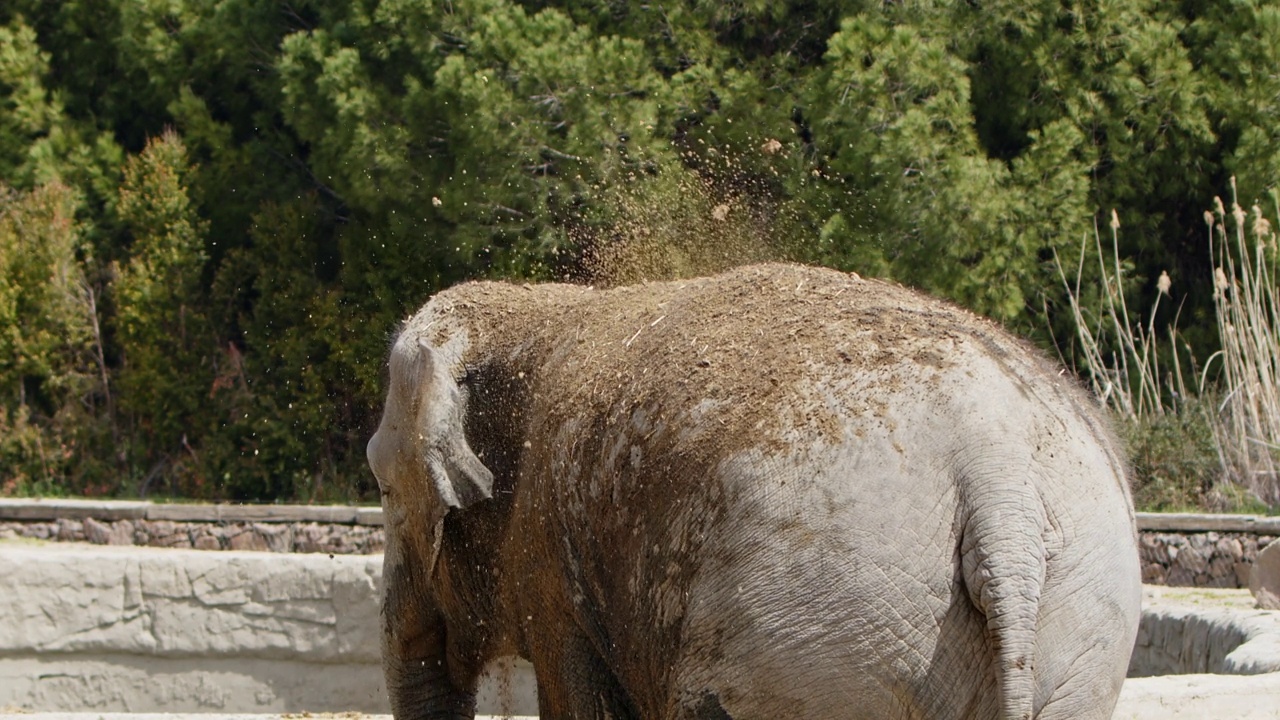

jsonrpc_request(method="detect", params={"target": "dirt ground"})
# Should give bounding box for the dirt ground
[1113,672,1280,719]
[6,670,1280,720]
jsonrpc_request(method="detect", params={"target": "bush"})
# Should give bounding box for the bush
[1120,402,1221,512]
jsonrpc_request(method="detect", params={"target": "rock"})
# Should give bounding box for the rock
[1236,561,1254,588]
[1205,555,1237,588]
[193,532,221,551]
[56,518,83,542]
[1250,539,1280,610]
[83,517,112,544]
[145,520,175,546]
[228,529,268,552]
[23,523,51,539]
[1219,536,1245,561]
[295,523,324,553]
[1141,563,1167,584]
[1166,565,1196,586]
[1139,534,1166,564]
[107,519,135,545]
[1174,540,1211,576]
[253,523,291,553]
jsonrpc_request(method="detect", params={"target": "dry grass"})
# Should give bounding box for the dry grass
[1204,179,1280,506]
[1055,210,1185,421]
[1057,179,1280,510]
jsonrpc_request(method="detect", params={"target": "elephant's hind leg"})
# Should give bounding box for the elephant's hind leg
[532,630,639,720]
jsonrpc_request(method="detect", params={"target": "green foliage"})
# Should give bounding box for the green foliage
[0,18,58,183]
[112,131,213,493]
[805,12,1069,324]
[1121,403,1221,512]
[0,0,1276,506]
[0,182,105,494]
[208,196,376,501]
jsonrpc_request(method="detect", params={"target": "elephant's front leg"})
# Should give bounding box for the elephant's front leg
[533,630,639,720]
[382,558,476,720]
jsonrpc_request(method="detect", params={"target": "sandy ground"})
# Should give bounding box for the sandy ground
[4,672,1280,720]
[1114,672,1280,719]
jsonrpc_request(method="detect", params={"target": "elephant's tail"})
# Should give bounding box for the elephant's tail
[959,476,1046,720]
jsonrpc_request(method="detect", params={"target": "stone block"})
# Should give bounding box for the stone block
[1167,565,1196,587]
[356,506,384,526]
[1237,561,1255,589]
[228,529,268,552]
[253,523,292,553]
[1206,555,1237,587]
[83,517,111,544]
[1141,563,1166,585]
[1220,536,1245,561]
[0,498,150,521]
[108,519,135,545]
[1174,541,1210,576]
[1251,539,1280,610]
[56,519,83,542]
[294,524,324,553]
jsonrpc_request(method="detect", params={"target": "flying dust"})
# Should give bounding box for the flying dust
[568,139,804,287]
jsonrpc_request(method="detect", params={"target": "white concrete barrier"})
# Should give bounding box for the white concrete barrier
[0,542,536,715]
[1129,586,1280,676]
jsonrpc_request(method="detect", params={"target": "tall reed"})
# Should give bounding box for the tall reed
[1205,179,1280,506]
[1054,211,1178,422]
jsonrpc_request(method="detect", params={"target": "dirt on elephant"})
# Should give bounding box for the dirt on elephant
[442,262,1079,467]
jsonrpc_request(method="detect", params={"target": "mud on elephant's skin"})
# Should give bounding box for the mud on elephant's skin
[366,262,1141,720]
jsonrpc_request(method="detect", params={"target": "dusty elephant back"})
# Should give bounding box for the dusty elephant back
[439,262,1113,463]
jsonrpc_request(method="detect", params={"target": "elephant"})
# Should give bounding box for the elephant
[366,262,1141,720]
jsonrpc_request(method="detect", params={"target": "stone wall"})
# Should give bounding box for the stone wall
[0,499,386,556]
[0,517,385,554]
[1140,532,1277,588]
[1,500,1276,588]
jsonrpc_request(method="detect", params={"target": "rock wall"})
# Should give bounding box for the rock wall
[1140,532,1277,588]
[0,517,385,554]
[1,501,1277,588]
[4,543,1279,715]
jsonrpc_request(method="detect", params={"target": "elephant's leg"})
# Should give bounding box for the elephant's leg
[533,631,638,720]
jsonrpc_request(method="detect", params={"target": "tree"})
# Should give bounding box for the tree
[0,182,104,493]
[112,131,213,493]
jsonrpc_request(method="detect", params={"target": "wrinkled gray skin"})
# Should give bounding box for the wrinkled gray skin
[367,263,1141,720]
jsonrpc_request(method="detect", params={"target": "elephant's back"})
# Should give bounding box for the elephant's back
[510,262,1103,463]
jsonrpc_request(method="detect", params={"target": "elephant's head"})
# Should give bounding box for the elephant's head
[367,332,494,532]
[367,331,496,720]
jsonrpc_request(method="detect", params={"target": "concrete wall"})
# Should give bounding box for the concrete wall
[1129,587,1280,676]
[0,542,536,715]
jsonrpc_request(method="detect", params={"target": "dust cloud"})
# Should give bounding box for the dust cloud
[569,142,798,287]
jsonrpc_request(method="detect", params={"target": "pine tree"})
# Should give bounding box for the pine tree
[112,131,212,493]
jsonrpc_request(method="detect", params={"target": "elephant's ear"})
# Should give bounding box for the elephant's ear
[417,338,494,511]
